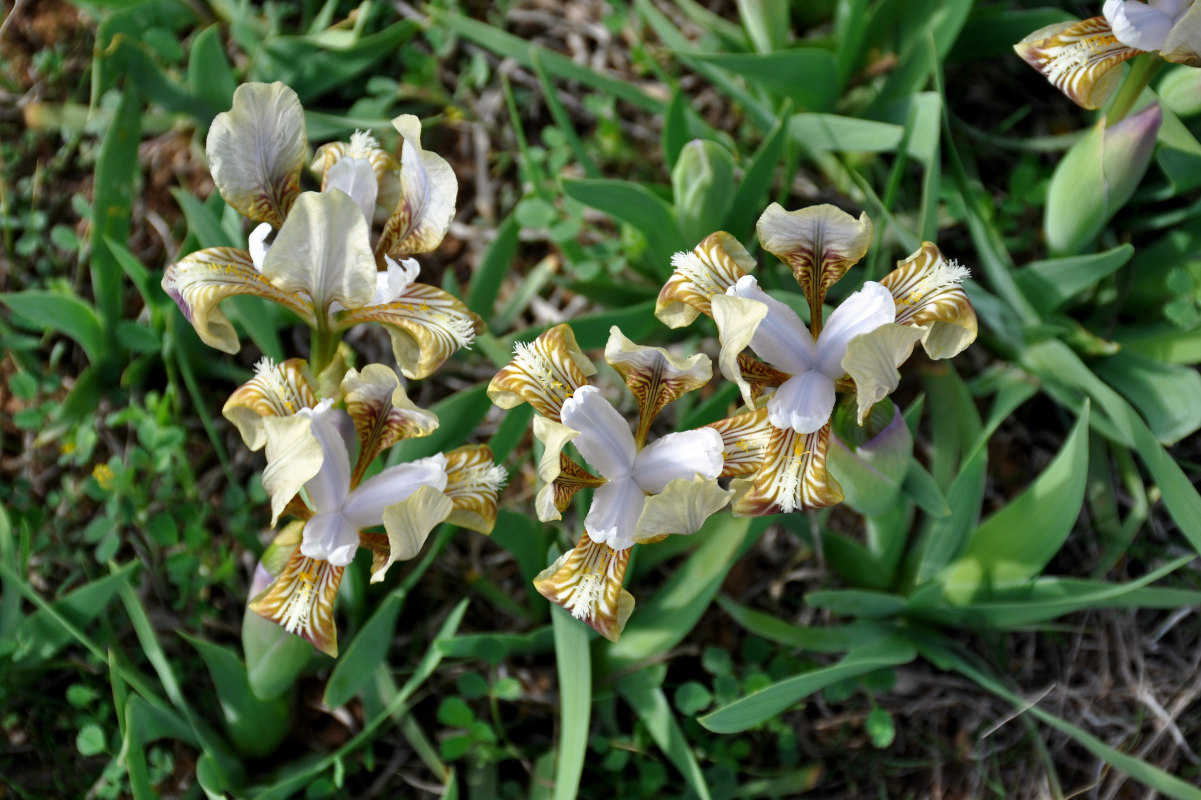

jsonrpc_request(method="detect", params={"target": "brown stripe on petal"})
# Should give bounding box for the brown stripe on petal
[756,204,873,328]
[880,242,978,360]
[443,444,506,534]
[336,282,483,380]
[552,455,606,513]
[359,532,390,578]
[656,232,756,328]
[249,546,344,657]
[162,247,317,354]
[342,364,440,481]
[1014,17,1138,109]
[487,324,597,421]
[737,353,790,405]
[604,327,711,447]
[705,406,773,478]
[311,136,399,187]
[731,424,843,515]
[534,532,634,642]
[223,358,318,451]
[376,115,458,259]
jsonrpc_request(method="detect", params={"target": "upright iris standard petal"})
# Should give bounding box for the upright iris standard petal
[261,190,378,317]
[1105,0,1181,51]
[324,157,380,226]
[376,115,459,259]
[586,477,648,550]
[300,405,353,514]
[206,82,306,228]
[559,386,637,479]
[814,282,896,377]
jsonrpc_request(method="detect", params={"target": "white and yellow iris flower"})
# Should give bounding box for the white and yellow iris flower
[1015,0,1201,109]
[227,359,504,656]
[161,81,480,379]
[657,204,977,516]
[487,325,730,641]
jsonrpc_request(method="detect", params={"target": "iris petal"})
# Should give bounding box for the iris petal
[767,371,837,434]
[728,275,816,374]
[586,477,647,551]
[560,385,637,480]
[815,281,896,377]
[632,429,723,494]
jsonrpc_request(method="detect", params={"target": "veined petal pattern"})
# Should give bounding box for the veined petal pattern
[879,242,977,360]
[731,424,843,515]
[223,357,317,451]
[534,532,634,642]
[443,444,506,534]
[1014,17,1139,109]
[656,232,756,328]
[604,325,712,447]
[487,324,596,420]
[376,115,458,259]
[249,546,344,657]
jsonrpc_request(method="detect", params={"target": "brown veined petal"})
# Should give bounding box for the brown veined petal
[731,424,843,515]
[336,282,482,380]
[443,444,507,534]
[373,485,455,582]
[223,358,318,451]
[531,416,605,521]
[376,115,458,260]
[248,545,344,657]
[341,364,439,481]
[756,203,873,324]
[206,82,306,228]
[655,232,757,328]
[533,532,634,642]
[487,323,597,422]
[879,242,978,360]
[311,134,399,189]
[604,325,712,448]
[706,405,773,478]
[737,353,790,405]
[161,247,317,354]
[1014,17,1139,110]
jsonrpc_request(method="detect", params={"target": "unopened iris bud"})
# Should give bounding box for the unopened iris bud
[826,400,912,517]
[1159,64,1201,116]
[1045,103,1162,254]
[672,139,736,247]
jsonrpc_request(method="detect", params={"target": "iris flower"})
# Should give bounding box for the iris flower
[162,82,480,378]
[1015,0,1201,108]
[487,325,730,641]
[656,204,977,516]
[226,358,504,655]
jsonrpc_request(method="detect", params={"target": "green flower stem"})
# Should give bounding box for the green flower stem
[1106,55,1164,126]
[310,327,340,376]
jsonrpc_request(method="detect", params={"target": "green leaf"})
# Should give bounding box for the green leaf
[689,49,839,112]
[902,461,950,517]
[939,406,1090,603]
[466,213,519,318]
[15,561,139,664]
[865,707,896,748]
[550,596,590,800]
[616,670,712,800]
[715,596,891,653]
[699,634,917,733]
[181,632,290,758]
[662,91,690,168]
[1156,100,1201,192]
[1014,244,1134,315]
[804,590,908,619]
[77,723,107,757]
[727,109,789,238]
[324,589,407,708]
[0,290,104,363]
[561,178,684,276]
[910,447,987,585]
[1095,350,1201,444]
[436,627,553,661]
[187,24,238,122]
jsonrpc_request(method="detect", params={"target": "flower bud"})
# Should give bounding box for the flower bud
[672,139,736,247]
[826,400,913,517]
[1045,103,1162,255]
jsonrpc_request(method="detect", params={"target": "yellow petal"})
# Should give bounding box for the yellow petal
[262,413,325,525]
[655,232,757,328]
[336,282,482,380]
[206,82,306,227]
[705,405,773,478]
[731,424,843,515]
[531,416,604,521]
[756,203,873,319]
[604,325,712,447]
[487,323,596,421]
[341,363,439,479]
[533,532,634,642]
[376,115,458,259]
[711,293,770,410]
[223,358,317,451]
[161,247,316,354]
[879,242,978,359]
[841,322,926,425]
[634,476,732,544]
[374,484,455,582]
[1014,17,1138,109]
[249,545,344,657]
[443,444,507,534]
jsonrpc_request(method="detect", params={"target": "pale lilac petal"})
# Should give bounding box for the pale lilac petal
[632,428,723,494]
[342,453,449,529]
[815,281,895,378]
[300,511,359,567]
[1105,0,1172,50]
[728,275,816,374]
[248,223,273,271]
[324,158,379,226]
[560,385,637,480]
[300,403,352,513]
[373,256,420,305]
[586,477,647,551]
[767,370,836,434]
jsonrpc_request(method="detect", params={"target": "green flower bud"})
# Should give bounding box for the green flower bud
[672,139,736,247]
[826,400,912,517]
